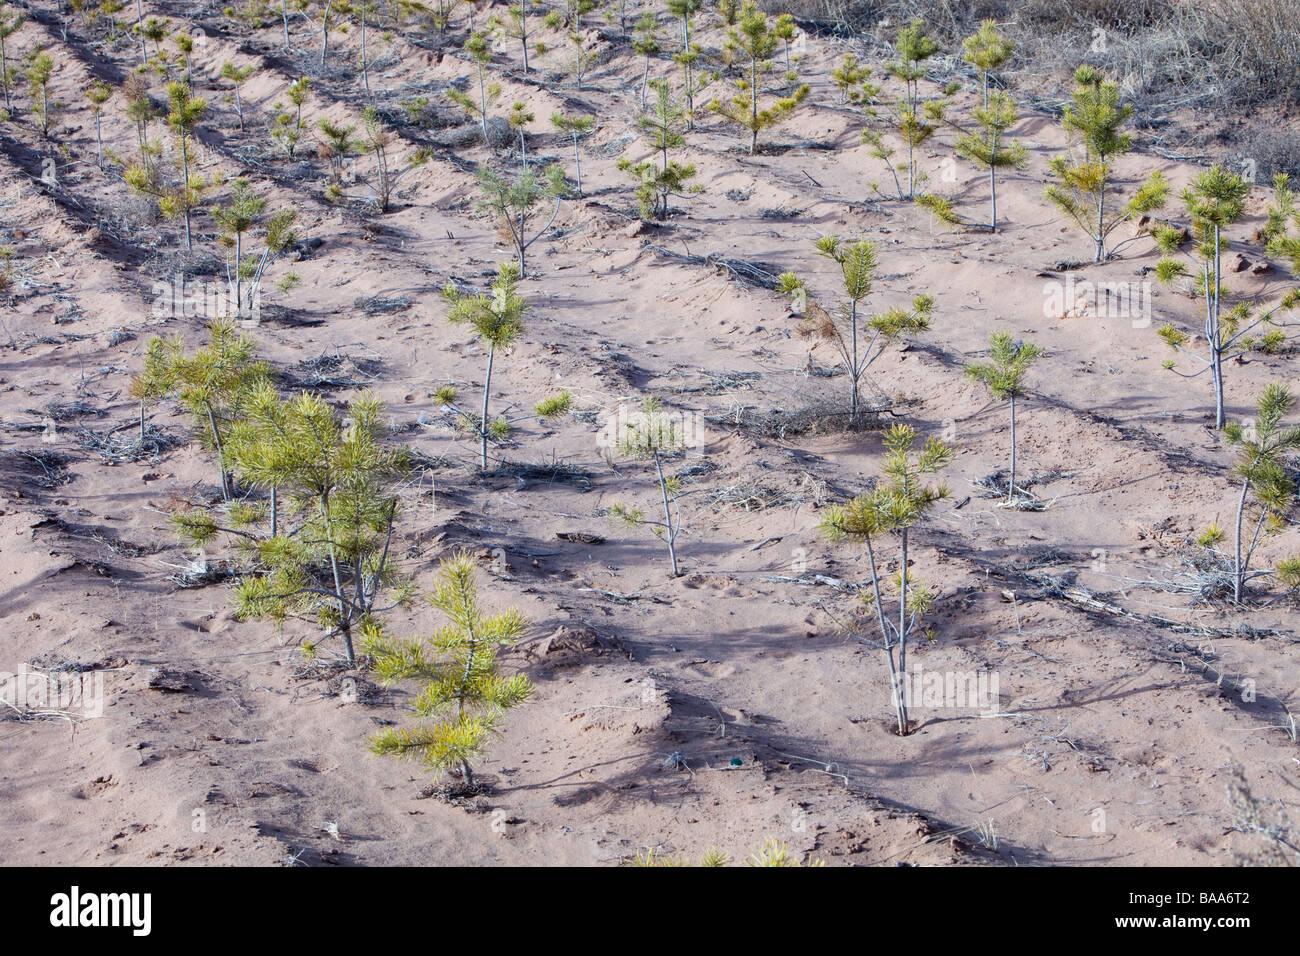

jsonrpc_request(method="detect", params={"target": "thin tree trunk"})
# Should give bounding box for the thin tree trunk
[206,404,230,500]
[989,164,997,231]
[897,527,909,733]
[135,0,146,65]
[479,342,494,470]
[848,300,859,424]
[521,7,529,73]
[1233,478,1249,603]
[320,1,331,68]
[477,64,489,143]
[361,8,370,99]
[320,495,356,666]
[180,134,193,250]
[654,452,679,576]
[865,536,905,735]
[1094,186,1105,262]
[749,56,758,155]
[572,132,582,196]
[1211,229,1225,429]
[1008,393,1017,500]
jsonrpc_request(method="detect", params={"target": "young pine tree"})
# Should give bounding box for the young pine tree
[134,321,271,500]
[174,31,195,86]
[210,178,299,319]
[821,424,953,736]
[26,50,54,138]
[491,1,539,75]
[317,117,355,200]
[447,31,500,144]
[948,91,1026,232]
[508,100,533,169]
[360,105,429,212]
[1262,173,1300,274]
[550,110,595,197]
[1045,65,1169,263]
[473,163,568,275]
[882,17,941,199]
[220,61,255,130]
[86,81,112,168]
[617,78,698,220]
[1219,384,1300,604]
[165,81,207,249]
[368,551,532,790]
[707,1,808,155]
[665,0,701,122]
[632,9,660,107]
[608,396,687,577]
[442,262,529,470]
[777,237,934,426]
[0,2,25,114]
[176,387,411,667]
[1153,164,1297,430]
[831,53,879,108]
[271,76,310,158]
[965,329,1042,504]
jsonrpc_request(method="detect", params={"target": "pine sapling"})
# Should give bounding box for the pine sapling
[633,10,660,107]
[821,424,953,736]
[1221,384,1300,604]
[369,550,532,790]
[665,0,700,121]
[317,117,355,200]
[137,16,168,59]
[608,396,687,577]
[508,100,534,169]
[941,91,1026,231]
[442,262,529,470]
[550,110,594,196]
[706,1,809,155]
[1262,173,1300,274]
[134,320,271,499]
[165,81,207,249]
[1045,65,1169,263]
[1155,165,1300,429]
[211,178,299,319]
[86,81,112,168]
[220,61,255,130]
[0,2,25,114]
[26,50,54,138]
[473,163,569,275]
[271,77,311,159]
[884,17,939,199]
[831,53,878,108]
[777,236,934,426]
[491,1,539,74]
[174,31,195,86]
[617,78,698,220]
[360,105,429,211]
[177,388,411,667]
[447,31,500,144]
[965,329,1042,504]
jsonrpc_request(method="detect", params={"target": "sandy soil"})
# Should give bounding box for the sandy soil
[0,1,1297,866]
